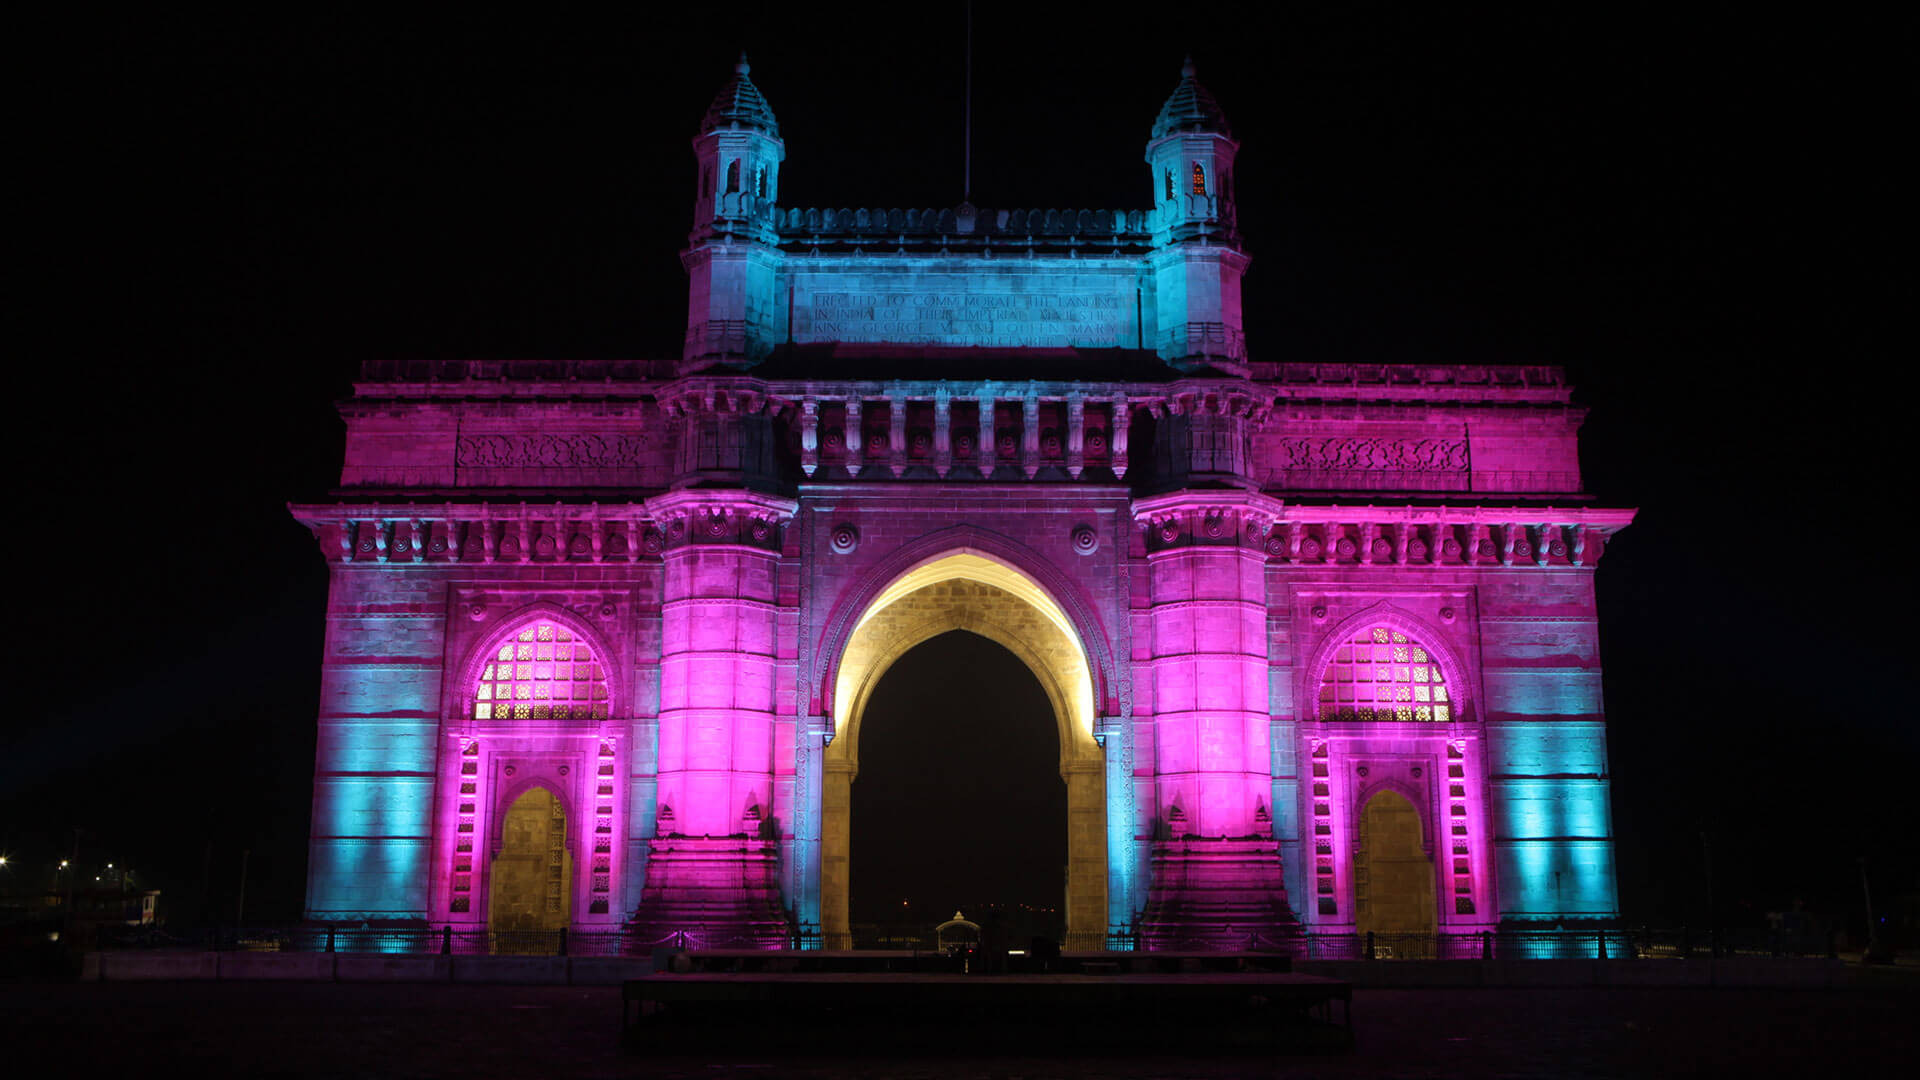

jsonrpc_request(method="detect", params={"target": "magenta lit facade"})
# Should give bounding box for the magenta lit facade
[294,58,1633,948]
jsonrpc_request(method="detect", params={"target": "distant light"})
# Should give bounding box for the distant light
[0,856,9,867]
[59,860,70,868]
[1008,950,1027,956]
[106,863,113,869]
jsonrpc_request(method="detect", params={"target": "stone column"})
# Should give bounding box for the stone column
[977,392,996,478]
[799,399,819,478]
[630,490,797,948]
[932,389,953,478]
[887,387,907,478]
[1022,393,1041,479]
[1132,491,1296,950]
[1067,393,1086,479]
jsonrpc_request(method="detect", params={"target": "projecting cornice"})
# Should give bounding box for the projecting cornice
[1127,494,1632,565]
[291,498,1633,569]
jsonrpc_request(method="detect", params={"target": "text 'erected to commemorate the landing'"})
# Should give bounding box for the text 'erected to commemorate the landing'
[806,292,1132,349]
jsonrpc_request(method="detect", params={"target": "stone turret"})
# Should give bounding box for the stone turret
[1145,58,1250,375]
[684,54,785,372]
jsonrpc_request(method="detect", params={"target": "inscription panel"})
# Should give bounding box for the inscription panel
[787,262,1139,350]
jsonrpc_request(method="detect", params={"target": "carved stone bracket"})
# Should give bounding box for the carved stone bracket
[1132,490,1288,553]
[644,490,798,554]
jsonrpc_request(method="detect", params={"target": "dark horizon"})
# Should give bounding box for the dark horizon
[8,8,1909,938]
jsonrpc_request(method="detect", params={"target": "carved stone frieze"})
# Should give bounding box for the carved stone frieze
[455,432,653,469]
[1276,437,1469,473]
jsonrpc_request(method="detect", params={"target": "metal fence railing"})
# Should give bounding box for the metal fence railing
[93,923,1841,962]
[94,924,812,956]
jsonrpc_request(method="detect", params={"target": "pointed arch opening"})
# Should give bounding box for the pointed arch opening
[822,551,1107,949]
[850,630,1067,945]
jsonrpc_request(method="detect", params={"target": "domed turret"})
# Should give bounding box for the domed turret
[684,54,787,372]
[1151,56,1232,141]
[1144,56,1248,374]
[701,53,781,137]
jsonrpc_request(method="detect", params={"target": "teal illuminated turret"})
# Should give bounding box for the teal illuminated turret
[1144,57,1249,374]
[684,54,785,371]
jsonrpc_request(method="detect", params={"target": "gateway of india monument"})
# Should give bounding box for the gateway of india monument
[292,56,1633,950]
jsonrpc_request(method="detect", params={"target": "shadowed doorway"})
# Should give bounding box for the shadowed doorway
[850,630,1066,946]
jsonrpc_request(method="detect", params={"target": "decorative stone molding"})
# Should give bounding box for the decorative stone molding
[289,492,802,564]
[1124,504,1633,567]
[455,432,654,469]
[646,490,796,553]
[1132,491,1287,553]
[1275,437,1468,473]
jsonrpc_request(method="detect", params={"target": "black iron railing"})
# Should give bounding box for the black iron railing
[94,923,1839,961]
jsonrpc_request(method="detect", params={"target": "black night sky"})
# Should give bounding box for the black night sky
[9,8,1910,938]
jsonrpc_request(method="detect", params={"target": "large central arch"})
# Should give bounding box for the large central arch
[821,552,1108,948]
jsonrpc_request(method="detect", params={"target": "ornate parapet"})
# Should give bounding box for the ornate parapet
[771,205,1155,255]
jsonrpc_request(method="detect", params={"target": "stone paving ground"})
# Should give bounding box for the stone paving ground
[4,979,1915,1078]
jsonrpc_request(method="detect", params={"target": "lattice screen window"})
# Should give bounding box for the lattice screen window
[1319,626,1451,722]
[475,621,608,720]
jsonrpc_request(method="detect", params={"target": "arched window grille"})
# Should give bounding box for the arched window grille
[1318,626,1452,722]
[1164,169,1174,200]
[725,159,741,193]
[475,620,608,721]
[1191,161,1207,196]
[755,165,768,199]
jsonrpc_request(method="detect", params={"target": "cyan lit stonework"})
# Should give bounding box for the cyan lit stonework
[293,57,1633,950]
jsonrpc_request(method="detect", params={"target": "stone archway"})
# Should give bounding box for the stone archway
[822,553,1107,949]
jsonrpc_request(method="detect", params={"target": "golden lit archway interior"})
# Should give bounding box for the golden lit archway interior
[823,552,1106,948]
[1355,789,1435,947]
[490,786,572,934]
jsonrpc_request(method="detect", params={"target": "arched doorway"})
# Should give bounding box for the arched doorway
[850,630,1067,945]
[1354,789,1434,951]
[823,552,1107,949]
[489,786,572,934]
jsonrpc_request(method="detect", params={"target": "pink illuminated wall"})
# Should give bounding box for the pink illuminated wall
[1145,535,1272,836]
[425,615,625,928]
[654,540,780,836]
[1299,619,1493,929]
[295,56,1632,947]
